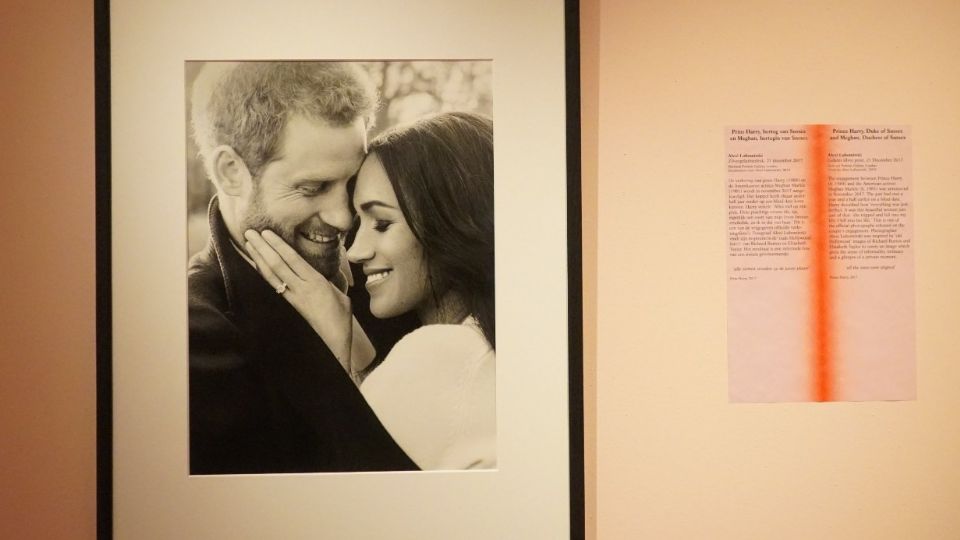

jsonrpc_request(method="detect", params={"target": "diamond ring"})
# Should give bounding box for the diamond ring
[275,282,288,294]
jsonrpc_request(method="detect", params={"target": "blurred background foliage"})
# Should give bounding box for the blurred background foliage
[185,60,492,257]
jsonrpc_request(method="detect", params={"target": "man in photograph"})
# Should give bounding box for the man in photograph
[187,62,415,474]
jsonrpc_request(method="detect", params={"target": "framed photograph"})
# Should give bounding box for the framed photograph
[96,1,583,538]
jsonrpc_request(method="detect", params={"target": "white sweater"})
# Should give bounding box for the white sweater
[361,319,496,470]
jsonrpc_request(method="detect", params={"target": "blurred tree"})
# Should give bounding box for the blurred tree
[362,61,492,136]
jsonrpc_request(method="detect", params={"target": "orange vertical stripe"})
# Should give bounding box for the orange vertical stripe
[808,125,833,401]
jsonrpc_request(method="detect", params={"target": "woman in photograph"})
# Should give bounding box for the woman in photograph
[244,111,495,470]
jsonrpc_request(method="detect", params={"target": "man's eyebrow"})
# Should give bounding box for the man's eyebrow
[359,200,397,212]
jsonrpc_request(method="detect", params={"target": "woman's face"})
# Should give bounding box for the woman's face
[347,154,430,319]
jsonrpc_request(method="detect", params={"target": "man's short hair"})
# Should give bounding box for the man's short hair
[190,61,378,181]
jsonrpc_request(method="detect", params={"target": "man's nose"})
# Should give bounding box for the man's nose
[317,184,353,232]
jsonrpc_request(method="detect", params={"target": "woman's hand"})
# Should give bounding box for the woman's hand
[243,229,372,378]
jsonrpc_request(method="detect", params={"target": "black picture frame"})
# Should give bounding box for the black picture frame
[96,1,583,538]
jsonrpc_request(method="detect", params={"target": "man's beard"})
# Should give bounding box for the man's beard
[242,193,342,280]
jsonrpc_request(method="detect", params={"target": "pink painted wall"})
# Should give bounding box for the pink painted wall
[595,1,960,538]
[580,0,599,538]
[0,1,97,538]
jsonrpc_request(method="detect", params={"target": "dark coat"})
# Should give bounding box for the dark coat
[188,197,417,474]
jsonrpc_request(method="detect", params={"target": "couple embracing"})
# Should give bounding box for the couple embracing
[187,62,495,474]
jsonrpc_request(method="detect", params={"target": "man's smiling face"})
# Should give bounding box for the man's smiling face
[242,113,366,279]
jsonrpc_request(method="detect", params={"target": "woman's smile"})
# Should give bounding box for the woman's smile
[365,269,392,286]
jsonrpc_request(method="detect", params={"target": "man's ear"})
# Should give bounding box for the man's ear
[210,145,252,197]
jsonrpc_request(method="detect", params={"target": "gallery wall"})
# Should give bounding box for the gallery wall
[595,0,960,538]
[580,0,600,536]
[1,0,97,538]
[4,0,959,539]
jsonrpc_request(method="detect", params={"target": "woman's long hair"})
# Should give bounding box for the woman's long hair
[367,112,495,349]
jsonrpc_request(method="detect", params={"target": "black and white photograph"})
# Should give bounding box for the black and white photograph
[185,60,496,474]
